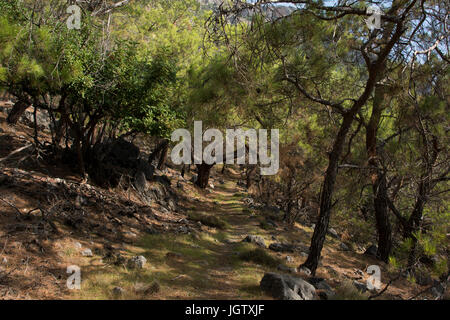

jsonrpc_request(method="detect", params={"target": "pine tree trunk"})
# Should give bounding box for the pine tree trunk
[302,113,354,274]
[366,81,392,263]
[7,100,29,124]
[195,163,214,189]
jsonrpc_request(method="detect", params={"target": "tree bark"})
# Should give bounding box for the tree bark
[302,113,355,273]
[195,163,214,189]
[157,141,169,170]
[301,3,406,275]
[7,100,29,124]
[366,81,392,263]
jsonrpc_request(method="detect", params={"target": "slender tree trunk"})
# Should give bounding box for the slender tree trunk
[302,113,355,273]
[195,163,214,189]
[366,80,392,263]
[7,100,29,124]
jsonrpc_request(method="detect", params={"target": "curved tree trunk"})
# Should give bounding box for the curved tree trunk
[7,100,29,124]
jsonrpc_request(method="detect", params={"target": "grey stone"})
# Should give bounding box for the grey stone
[339,242,350,251]
[127,255,147,269]
[328,228,339,239]
[298,266,311,276]
[82,249,93,257]
[242,235,266,248]
[286,256,294,263]
[260,273,316,300]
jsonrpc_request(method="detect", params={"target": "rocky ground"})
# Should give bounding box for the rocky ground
[0,102,447,300]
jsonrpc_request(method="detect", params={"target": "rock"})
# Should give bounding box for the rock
[242,235,266,248]
[260,273,316,300]
[269,243,296,253]
[327,228,339,239]
[353,280,368,293]
[277,264,297,274]
[127,255,147,269]
[286,256,294,263]
[112,287,125,297]
[308,277,333,292]
[298,266,311,276]
[74,242,82,249]
[82,249,93,257]
[177,226,189,234]
[339,242,350,251]
[209,183,215,189]
[364,245,378,257]
[1,257,7,264]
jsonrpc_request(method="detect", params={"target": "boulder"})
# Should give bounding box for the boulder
[328,228,339,239]
[260,273,316,300]
[242,235,266,248]
[82,249,93,257]
[339,242,351,251]
[127,256,147,269]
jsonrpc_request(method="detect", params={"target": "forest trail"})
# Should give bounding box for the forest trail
[66,171,409,300]
[0,106,427,300]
